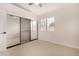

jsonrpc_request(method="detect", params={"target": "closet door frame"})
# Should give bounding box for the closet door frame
[7,14,33,49]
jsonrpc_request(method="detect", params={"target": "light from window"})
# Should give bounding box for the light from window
[47,17,55,31]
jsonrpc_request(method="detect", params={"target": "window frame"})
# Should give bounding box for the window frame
[40,17,55,32]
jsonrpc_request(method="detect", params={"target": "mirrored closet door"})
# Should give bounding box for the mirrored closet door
[20,18,31,44]
[7,14,20,48]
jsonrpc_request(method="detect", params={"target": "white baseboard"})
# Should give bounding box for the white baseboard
[39,39,79,50]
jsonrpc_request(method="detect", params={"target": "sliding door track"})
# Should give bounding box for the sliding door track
[7,43,21,49]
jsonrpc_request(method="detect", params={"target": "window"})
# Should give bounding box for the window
[31,20,37,31]
[40,18,46,31]
[40,17,55,32]
[47,17,55,31]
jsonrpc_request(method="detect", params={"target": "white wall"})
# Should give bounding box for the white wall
[38,4,79,49]
[0,10,7,51]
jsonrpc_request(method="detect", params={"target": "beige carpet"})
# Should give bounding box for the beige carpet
[0,40,79,56]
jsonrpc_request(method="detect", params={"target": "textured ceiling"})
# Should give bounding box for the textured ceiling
[11,3,77,16]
